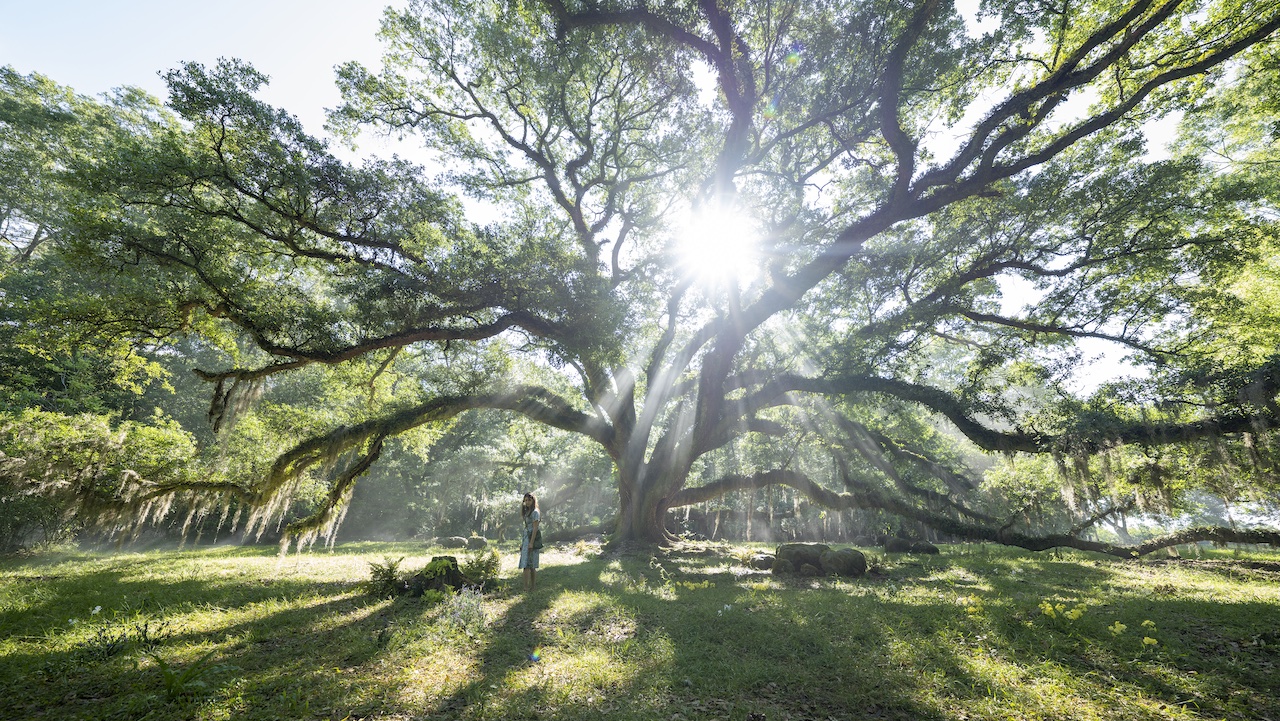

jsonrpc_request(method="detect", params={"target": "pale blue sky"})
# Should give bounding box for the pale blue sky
[0,0,389,137]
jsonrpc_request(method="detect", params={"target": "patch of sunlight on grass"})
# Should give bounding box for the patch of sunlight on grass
[508,648,618,698]
[957,650,1117,720]
[535,590,641,656]
[911,637,1137,721]
[427,585,682,720]
[7,542,1280,721]
[736,577,778,592]
[391,647,479,707]
[597,567,670,598]
[545,550,597,567]
[929,564,991,587]
[301,594,384,633]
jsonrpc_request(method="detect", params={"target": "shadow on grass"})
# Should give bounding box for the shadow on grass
[0,546,422,720]
[4,544,1279,721]
[419,549,959,720]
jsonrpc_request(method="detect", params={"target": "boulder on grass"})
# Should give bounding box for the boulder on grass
[465,536,488,550]
[884,537,913,554]
[799,563,822,577]
[776,543,830,571]
[819,548,868,577]
[909,541,940,555]
[749,553,775,571]
[436,536,468,549]
[771,558,795,575]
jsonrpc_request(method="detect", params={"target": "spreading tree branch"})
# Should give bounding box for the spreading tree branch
[666,468,1280,558]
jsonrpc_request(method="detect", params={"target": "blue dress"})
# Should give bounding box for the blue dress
[519,509,540,569]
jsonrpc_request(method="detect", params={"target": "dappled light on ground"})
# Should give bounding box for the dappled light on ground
[2,542,1278,720]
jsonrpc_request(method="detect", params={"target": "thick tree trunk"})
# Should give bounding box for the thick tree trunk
[612,464,676,544]
[614,473,675,542]
[614,498,666,543]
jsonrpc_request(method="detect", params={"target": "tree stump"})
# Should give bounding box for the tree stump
[406,556,473,595]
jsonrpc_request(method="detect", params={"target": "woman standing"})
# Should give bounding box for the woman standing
[519,493,540,591]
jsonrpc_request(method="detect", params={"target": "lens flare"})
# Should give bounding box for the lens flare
[785,43,803,66]
[674,199,761,287]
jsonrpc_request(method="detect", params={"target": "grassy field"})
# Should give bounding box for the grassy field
[2,541,1279,721]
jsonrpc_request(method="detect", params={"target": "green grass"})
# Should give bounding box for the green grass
[3,541,1279,720]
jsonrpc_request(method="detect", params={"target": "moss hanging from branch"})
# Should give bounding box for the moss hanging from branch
[668,464,1280,558]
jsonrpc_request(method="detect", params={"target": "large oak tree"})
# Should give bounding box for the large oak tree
[10,0,1280,551]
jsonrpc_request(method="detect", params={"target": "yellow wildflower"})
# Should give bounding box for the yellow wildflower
[1109,621,1127,635]
[1141,619,1156,629]
[1142,636,1158,646]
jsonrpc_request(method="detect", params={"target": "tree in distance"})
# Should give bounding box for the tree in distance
[6,0,1280,552]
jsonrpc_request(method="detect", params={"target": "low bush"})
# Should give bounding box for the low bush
[365,556,406,597]
[460,548,500,587]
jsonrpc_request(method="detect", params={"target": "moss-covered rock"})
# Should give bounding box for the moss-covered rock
[884,537,913,554]
[819,548,867,577]
[776,543,830,570]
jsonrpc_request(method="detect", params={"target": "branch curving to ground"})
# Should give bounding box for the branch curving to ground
[666,468,1280,558]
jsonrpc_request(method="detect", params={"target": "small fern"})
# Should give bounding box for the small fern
[461,548,500,586]
[366,556,406,598]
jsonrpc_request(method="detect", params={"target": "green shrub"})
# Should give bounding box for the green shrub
[461,548,500,587]
[366,556,406,597]
[422,557,456,578]
[0,481,69,553]
[420,589,448,606]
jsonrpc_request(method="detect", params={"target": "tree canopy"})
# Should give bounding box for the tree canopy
[4,0,1280,552]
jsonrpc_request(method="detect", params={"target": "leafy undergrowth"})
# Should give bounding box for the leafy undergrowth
[2,541,1278,720]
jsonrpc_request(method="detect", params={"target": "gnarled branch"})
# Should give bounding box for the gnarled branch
[666,468,1280,558]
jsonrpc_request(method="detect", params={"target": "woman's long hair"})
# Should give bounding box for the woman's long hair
[521,493,539,518]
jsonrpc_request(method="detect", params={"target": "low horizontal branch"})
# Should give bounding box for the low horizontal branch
[745,373,1277,453]
[271,387,615,488]
[545,520,612,544]
[665,468,1280,558]
[193,309,559,384]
